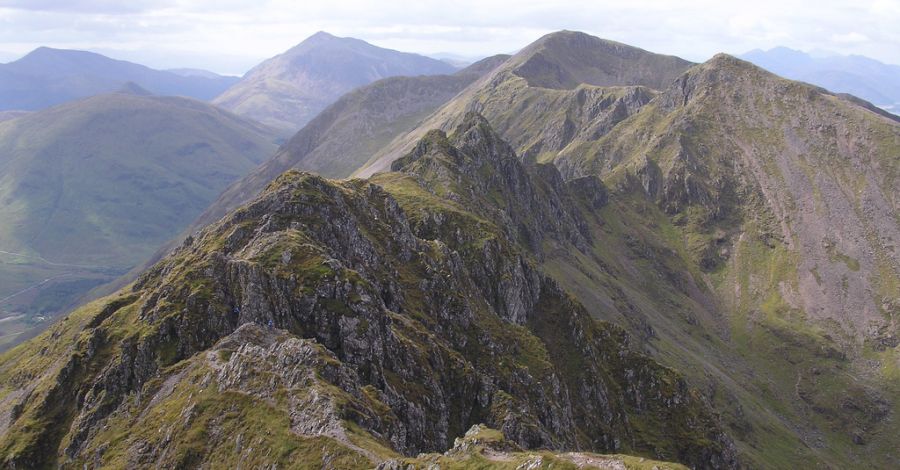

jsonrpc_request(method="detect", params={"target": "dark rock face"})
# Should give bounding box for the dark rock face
[0,115,737,469]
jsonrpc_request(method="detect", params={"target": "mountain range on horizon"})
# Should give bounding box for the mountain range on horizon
[0,29,897,470]
[0,47,239,111]
[741,46,900,113]
[6,33,899,123]
[0,33,462,133]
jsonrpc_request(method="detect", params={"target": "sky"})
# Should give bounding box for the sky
[0,0,898,75]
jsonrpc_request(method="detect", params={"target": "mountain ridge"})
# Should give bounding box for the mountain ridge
[2,30,897,469]
[336,37,900,468]
[355,30,695,177]
[0,47,239,111]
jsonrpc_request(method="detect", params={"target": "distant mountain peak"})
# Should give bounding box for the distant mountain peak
[285,31,361,54]
[506,30,693,90]
[307,30,338,41]
[16,46,98,64]
[213,32,456,131]
[0,47,240,110]
[704,52,759,70]
[25,45,61,55]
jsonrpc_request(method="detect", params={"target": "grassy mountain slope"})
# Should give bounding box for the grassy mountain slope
[0,115,736,469]
[0,47,238,111]
[347,32,899,468]
[0,91,279,348]
[212,31,457,132]
[547,55,900,467]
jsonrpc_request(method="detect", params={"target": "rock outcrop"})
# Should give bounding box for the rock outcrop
[0,115,736,469]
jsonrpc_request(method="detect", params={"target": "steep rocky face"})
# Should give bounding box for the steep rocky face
[547,56,900,467]
[212,32,456,132]
[0,115,736,469]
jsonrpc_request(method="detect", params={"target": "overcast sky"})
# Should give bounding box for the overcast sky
[0,0,897,75]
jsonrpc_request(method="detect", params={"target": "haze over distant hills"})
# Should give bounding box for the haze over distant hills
[0,47,238,111]
[741,47,900,113]
[212,31,457,132]
[0,88,279,347]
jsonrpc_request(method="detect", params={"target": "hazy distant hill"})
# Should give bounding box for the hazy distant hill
[212,31,456,131]
[0,47,239,110]
[741,47,900,112]
[0,89,279,347]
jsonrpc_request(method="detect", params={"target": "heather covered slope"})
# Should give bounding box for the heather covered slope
[0,47,238,111]
[0,91,279,348]
[212,31,456,132]
[0,116,736,469]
